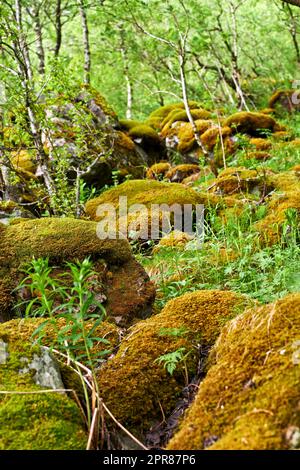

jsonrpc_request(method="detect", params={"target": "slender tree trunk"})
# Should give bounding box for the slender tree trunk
[78,0,91,84]
[282,1,300,7]
[119,28,133,119]
[286,4,300,63]
[54,0,62,57]
[31,6,45,75]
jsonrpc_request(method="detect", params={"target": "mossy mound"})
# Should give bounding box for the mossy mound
[200,126,232,151]
[146,162,171,180]
[177,120,213,153]
[154,230,194,250]
[168,293,300,450]
[98,290,252,436]
[85,180,205,221]
[119,119,142,131]
[212,167,272,196]
[0,218,155,327]
[246,151,271,161]
[128,124,161,146]
[268,89,300,114]
[254,190,300,246]
[149,101,201,121]
[10,149,37,177]
[165,164,200,183]
[161,109,211,135]
[0,320,87,450]
[249,138,272,151]
[224,112,278,136]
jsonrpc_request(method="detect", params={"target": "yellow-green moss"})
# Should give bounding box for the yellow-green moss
[85,180,206,222]
[224,112,277,136]
[149,101,201,120]
[119,119,142,131]
[177,120,213,153]
[246,151,271,161]
[146,162,171,180]
[212,167,269,195]
[249,138,273,151]
[0,320,87,450]
[10,149,37,177]
[165,164,200,182]
[0,218,131,266]
[128,124,161,145]
[268,89,296,113]
[154,230,194,250]
[255,190,300,245]
[168,293,300,450]
[161,108,212,135]
[200,126,232,151]
[98,290,252,435]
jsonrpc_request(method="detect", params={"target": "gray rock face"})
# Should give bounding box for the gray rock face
[19,347,65,391]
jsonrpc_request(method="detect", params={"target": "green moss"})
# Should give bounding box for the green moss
[128,124,161,145]
[177,120,213,153]
[149,101,201,120]
[212,167,271,196]
[200,126,232,151]
[146,162,171,179]
[224,112,277,136]
[249,138,273,151]
[119,119,142,131]
[168,293,300,450]
[0,217,131,267]
[85,179,206,222]
[0,320,87,450]
[166,164,200,182]
[268,89,295,112]
[98,290,252,436]
[161,108,212,134]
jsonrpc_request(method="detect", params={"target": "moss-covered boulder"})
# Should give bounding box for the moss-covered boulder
[165,164,200,183]
[98,290,252,438]
[224,112,278,136]
[211,167,273,196]
[0,218,155,326]
[268,89,300,114]
[168,293,300,450]
[0,320,87,449]
[146,162,171,180]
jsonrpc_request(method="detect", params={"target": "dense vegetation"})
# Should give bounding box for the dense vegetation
[0,0,300,453]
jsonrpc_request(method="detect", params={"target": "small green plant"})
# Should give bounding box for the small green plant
[15,256,111,446]
[155,347,189,376]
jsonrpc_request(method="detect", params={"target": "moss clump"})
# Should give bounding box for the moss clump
[128,124,161,146]
[249,138,272,151]
[224,112,277,136]
[98,290,252,436]
[161,108,212,135]
[168,293,300,450]
[255,190,300,245]
[166,164,200,183]
[246,151,271,161]
[85,179,205,221]
[154,230,194,250]
[200,126,232,151]
[268,89,299,114]
[0,218,131,266]
[177,120,213,153]
[10,149,37,177]
[212,167,270,196]
[0,320,87,450]
[146,162,171,180]
[149,101,200,120]
[119,119,143,131]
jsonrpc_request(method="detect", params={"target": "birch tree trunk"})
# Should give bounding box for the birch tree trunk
[78,0,91,84]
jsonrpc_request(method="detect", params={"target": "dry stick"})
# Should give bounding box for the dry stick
[46,347,148,450]
[86,407,99,450]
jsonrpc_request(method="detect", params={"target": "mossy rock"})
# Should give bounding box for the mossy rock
[249,138,273,151]
[119,119,143,131]
[165,164,200,183]
[85,179,206,221]
[268,89,300,114]
[0,320,87,450]
[161,108,212,135]
[212,167,273,196]
[200,126,232,151]
[0,218,155,327]
[128,124,161,147]
[254,190,300,246]
[149,101,201,121]
[10,149,37,177]
[98,290,252,437]
[146,162,171,180]
[177,120,213,153]
[168,293,300,450]
[224,112,278,136]
[154,230,194,250]
[246,151,271,161]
